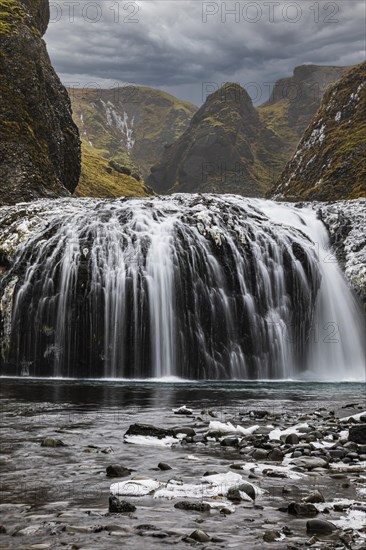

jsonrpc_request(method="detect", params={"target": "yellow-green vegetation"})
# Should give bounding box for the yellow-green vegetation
[69,86,197,180]
[75,143,152,198]
[0,0,25,34]
[271,62,366,201]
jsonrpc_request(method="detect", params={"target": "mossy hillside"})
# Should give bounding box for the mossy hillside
[0,0,25,34]
[75,143,153,198]
[271,62,366,201]
[148,82,284,196]
[69,86,197,179]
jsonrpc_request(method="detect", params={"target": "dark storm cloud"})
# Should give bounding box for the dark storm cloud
[45,0,366,105]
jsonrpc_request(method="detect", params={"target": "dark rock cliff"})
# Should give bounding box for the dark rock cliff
[0,0,81,205]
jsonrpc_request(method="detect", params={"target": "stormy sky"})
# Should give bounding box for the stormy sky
[45,0,366,105]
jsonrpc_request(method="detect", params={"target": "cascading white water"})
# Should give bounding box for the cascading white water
[0,195,364,380]
[259,200,365,381]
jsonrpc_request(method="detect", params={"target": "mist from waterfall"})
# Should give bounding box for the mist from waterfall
[0,195,364,381]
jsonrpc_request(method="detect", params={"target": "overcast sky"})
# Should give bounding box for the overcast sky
[45,0,366,105]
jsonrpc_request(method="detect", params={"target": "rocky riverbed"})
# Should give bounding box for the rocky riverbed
[0,380,365,549]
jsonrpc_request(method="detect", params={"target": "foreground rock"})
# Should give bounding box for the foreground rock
[306,519,337,535]
[348,424,366,444]
[106,465,132,478]
[108,497,136,513]
[0,0,80,205]
[124,424,176,439]
[287,502,318,517]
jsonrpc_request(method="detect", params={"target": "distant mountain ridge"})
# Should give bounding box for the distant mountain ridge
[146,65,350,196]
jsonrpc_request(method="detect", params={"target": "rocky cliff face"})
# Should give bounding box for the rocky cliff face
[69,86,196,183]
[147,83,283,196]
[319,200,366,305]
[0,0,81,205]
[259,65,349,142]
[271,63,366,201]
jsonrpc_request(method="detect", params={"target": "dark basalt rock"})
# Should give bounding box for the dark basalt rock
[108,496,136,513]
[263,529,281,542]
[106,464,132,478]
[0,0,81,205]
[306,519,337,535]
[348,424,366,444]
[158,462,172,471]
[287,502,319,517]
[125,424,175,439]
[40,437,65,448]
[189,529,211,542]
[174,502,210,512]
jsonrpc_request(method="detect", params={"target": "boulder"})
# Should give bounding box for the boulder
[287,502,318,517]
[108,496,136,513]
[306,519,337,535]
[348,424,366,444]
[106,465,132,478]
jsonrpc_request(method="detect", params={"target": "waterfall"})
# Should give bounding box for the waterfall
[0,195,364,380]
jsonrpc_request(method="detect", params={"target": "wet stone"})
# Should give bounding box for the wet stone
[108,496,136,513]
[252,448,268,460]
[106,464,132,478]
[284,434,299,445]
[174,502,210,512]
[189,529,211,542]
[306,519,337,535]
[287,502,318,517]
[268,448,284,461]
[41,437,65,448]
[263,529,281,542]
[158,462,172,470]
[303,490,325,503]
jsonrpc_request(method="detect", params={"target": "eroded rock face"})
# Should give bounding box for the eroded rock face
[271,62,366,201]
[319,199,366,305]
[0,0,81,205]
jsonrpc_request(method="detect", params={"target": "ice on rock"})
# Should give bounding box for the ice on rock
[208,420,259,436]
[124,435,178,447]
[268,422,309,441]
[172,405,193,415]
[110,478,163,497]
[154,471,256,501]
